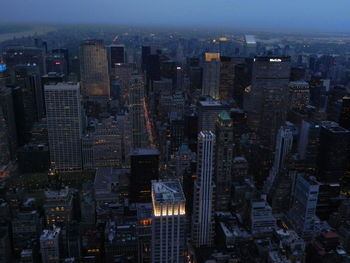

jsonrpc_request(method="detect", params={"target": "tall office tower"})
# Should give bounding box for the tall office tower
[82,117,122,169]
[169,112,185,156]
[244,56,291,149]
[0,87,17,159]
[79,39,110,99]
[52,48,69,73]
[130,149,159,203]
[111,63,135,103]
[151,179,186,263]
[215,111,234,211]
[339,96,350,130]
[40,227,61,263]
[0,109,10,168]
[44,187,73,227]
[13,64,43,144]
[271,125,294,175]
[288,81,310,110]
[141,46,151,72]
[317,121,350,183]
[265,125,294,213]
[192,131,215,247]
[45,53,68,78]
[116,112,132,167]
[108,44,125,68]
[250,197,277,235]
[129,74,147,148]
[197,97,231,132]
[202,53,220,100]
[233,61,252,108]
[288,175,319,240]
[45,83,83,171]
[219,56,245,101]
[298,120,321,171]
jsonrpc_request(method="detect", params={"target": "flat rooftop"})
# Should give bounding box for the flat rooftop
[131,148,159,156]
[152,179,185,203]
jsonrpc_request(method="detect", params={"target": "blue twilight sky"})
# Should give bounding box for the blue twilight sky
[1,0,350,32]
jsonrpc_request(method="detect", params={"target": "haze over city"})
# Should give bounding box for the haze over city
[1,0,350,32]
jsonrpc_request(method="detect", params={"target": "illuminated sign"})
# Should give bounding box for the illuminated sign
[269,58,282,62]
[0,64,6,72]
[55,62,61,65]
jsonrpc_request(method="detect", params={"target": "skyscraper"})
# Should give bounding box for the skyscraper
[202,53,220,100]
[297,120,321,172]
[79,39,110,99]
[288,175,319,240]
[215,111,234,211]
[129,73,147,148]
[45,83,83,171]
[151,179,186,263]
[288,81,310,110]
[130,148,159,203]
[317,121,350,183]
[0,87,17,159]
[192,131,215,247]
[108,44,125,67]
[197,97,231,132]
[40,227,61,263]
[244,56,291,148]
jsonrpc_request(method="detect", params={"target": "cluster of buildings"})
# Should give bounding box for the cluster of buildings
[0,30,350,263]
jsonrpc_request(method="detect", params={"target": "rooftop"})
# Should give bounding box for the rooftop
[152,179,185,203]
[218,110,231,121]
[40,227,61,241]
[131,148,159,156]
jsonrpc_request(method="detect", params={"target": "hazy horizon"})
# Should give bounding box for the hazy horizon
[1,0,350,33]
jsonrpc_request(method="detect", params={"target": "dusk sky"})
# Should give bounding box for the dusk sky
[1,0,350,32]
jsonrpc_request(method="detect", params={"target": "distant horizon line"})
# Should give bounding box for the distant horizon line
[1,21,350,36]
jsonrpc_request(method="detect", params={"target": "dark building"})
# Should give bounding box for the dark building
[290,66,306,81]
[244,56,291,149]
[141,46,151,72]
[130,149,159,203]
[3,46,45,76]
[109,45,125,67]
[0,87,17,159]
[339,96,350,130]
[233,61,252,108]
[52,48,69,73]
[317,121,350,183]
[17,144,50,173]
[45,53,68,78]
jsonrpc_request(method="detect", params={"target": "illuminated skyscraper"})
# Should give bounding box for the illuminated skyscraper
[79,40,110,99]
[244,56,291,148]
[192,131,215,247]
[151,179,186,263]
[202,53,220,100]
[45,83,83,171]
